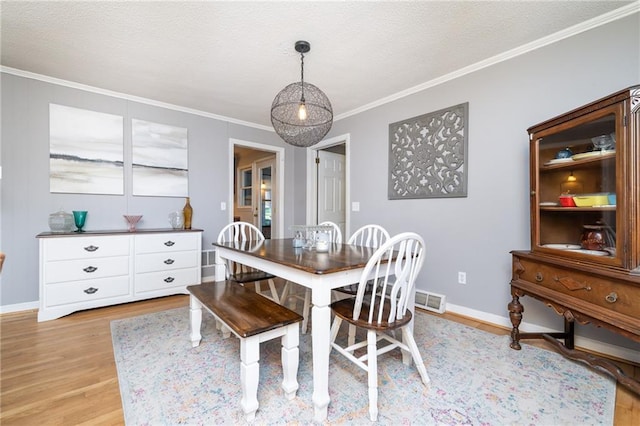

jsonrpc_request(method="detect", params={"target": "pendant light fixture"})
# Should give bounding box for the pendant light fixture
[271,40,333,147]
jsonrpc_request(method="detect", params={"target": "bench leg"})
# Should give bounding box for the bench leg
[189,296,203,347]
[240,336,260,421]
[281,323,300,400]
[220,324,232,339]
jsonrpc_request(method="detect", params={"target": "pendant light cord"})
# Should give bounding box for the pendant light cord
[300,52,305,103]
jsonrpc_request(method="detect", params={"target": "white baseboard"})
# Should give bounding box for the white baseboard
[202,273,216,282]
[0,300,39,314]
[446,302,640,364]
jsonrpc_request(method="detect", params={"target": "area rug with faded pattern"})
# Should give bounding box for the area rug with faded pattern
[111,307,615,425]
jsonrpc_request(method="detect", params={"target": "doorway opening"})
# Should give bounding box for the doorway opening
[229,139,285,239]
[306,133,350,238]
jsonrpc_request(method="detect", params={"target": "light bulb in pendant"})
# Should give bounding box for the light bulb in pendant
[298,102,307,120]
[567,171,577,182]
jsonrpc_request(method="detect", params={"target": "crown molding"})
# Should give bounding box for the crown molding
[0,66,274,132]
[2,2,637,129]
[335,2,640,122]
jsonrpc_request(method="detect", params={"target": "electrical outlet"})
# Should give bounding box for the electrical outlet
[458,271,467,284]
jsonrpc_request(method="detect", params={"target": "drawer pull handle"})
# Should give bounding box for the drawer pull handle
[164,259,175,265]
[84,245,99,252]
[164,277,175,283]
[535,272,543,282]
[605,292,618,303]
[164,241,175,247]
[83,287,98,294]
[83,266,98,273]
[554,276,591,291]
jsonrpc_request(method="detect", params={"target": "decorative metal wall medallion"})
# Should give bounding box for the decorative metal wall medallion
[388,103,468,199]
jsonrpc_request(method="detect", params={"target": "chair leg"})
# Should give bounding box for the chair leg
[366,329,379,422]
[280,281,292,308]
[301,289,311,334]
[401,327,431,386]
[253,279,280,304]
[267,278,280,304]
[330,317,342,344]
[279,283,311,334]
[347,324,356,347]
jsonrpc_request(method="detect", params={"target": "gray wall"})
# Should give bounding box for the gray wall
[0,73,300,306]
[325,13,639,350]
[1,13,638,354]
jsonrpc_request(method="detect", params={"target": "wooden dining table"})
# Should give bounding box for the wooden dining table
[212,238,380,422]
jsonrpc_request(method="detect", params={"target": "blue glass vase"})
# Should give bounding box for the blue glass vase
[72,211,87,232]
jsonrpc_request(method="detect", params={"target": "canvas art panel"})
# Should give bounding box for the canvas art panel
[132,119,188,197]
[388,103,468,199]
[49,104,124,195]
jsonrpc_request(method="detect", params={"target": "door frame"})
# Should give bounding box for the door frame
[229,138,285,239]
[305,133,350,237]
[254,157,275,236]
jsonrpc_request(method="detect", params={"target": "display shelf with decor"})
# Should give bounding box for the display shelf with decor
[508,86,640,395]
[37,228,203,321]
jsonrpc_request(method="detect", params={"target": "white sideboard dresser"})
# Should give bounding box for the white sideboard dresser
[37,229,202,321]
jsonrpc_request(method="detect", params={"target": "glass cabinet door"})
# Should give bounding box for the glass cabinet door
[531,102,623,267]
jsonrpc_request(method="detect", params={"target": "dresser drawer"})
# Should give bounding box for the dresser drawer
[44,275,130,307]
[135,250,198,273]
[45,256,130,284]
[44,235,131,261]
[135,233,200,254]
[135,267,199,293]
[517,258,639,318]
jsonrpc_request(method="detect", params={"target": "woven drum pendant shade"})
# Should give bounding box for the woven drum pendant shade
[271,41,333,148]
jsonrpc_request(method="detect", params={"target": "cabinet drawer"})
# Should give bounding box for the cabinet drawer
[44,275,130,307]
[135,250,198,273]
[135,233,199,254]
[44,235,130,261]
[517,258,639,318]
[45,256,130,283]
[135,267,199,293]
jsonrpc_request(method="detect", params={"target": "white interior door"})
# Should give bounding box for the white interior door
[316,150,345,236]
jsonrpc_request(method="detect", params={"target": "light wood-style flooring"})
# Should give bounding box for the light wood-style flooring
[1,294,638,425]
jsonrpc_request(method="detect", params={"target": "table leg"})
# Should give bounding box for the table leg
[189,296,202,347]
[311,289,331,422]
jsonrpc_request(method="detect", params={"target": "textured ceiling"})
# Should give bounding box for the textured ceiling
[1,1,637,129]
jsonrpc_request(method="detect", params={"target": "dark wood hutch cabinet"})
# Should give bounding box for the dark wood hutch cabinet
[509,86,640,394]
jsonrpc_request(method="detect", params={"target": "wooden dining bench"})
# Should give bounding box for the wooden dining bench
[186,281,303,421]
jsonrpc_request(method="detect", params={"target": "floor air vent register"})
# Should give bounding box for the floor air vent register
[415,290,446,314]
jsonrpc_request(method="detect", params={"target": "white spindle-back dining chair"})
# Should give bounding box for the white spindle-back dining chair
[319,221,342,245]
[217,222,280,303]
[329,232,430,421]
[335,224,391,345]
[280,221,343,333]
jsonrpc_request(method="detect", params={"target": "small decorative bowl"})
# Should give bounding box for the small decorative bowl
[558,194,576,207]
[123,215,143,232]
[555,148,573,159]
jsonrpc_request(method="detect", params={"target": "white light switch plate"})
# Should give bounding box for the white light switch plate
[220,202,226,211]
[352,202,360,211]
